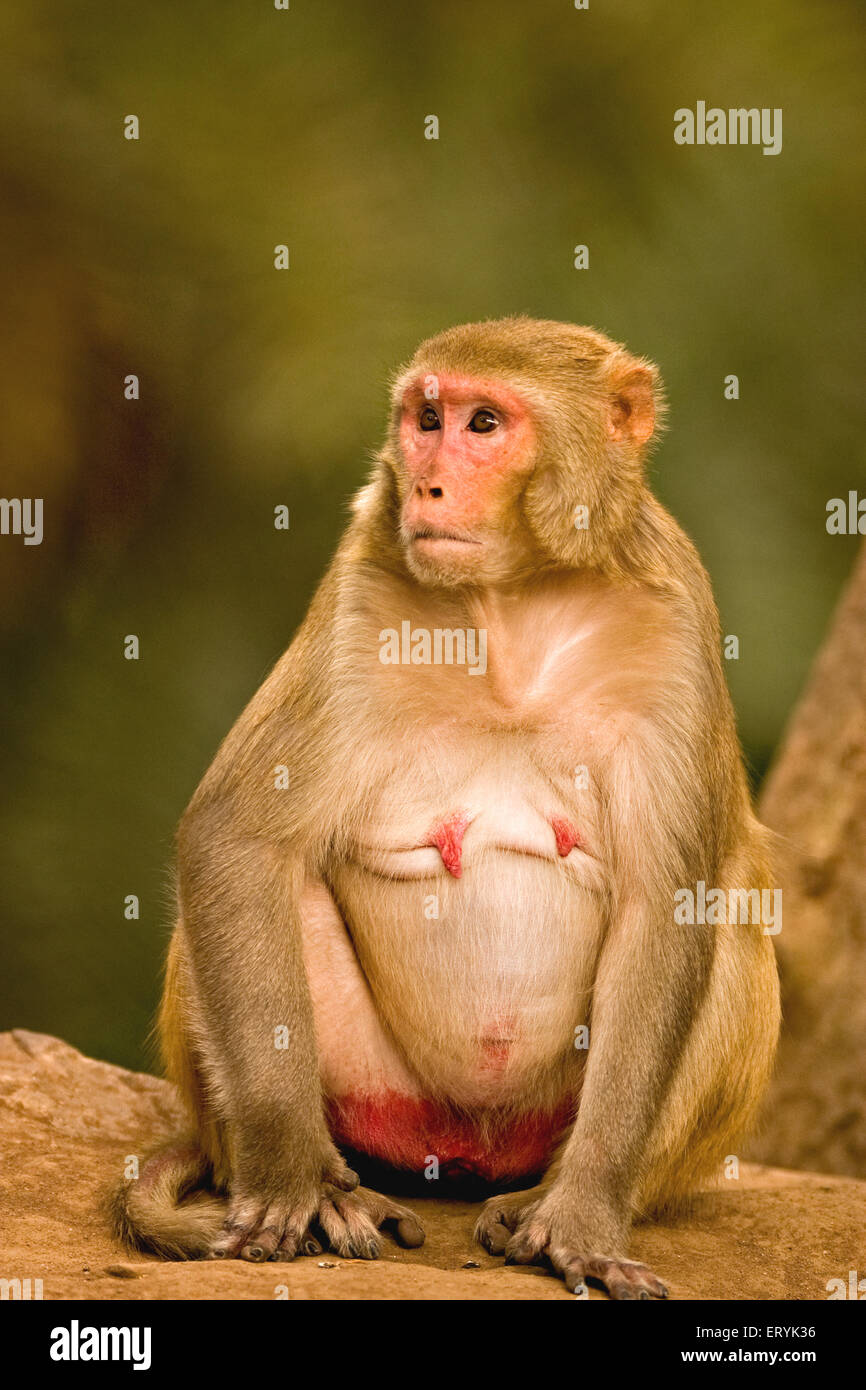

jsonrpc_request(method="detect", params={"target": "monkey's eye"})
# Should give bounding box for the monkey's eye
[418,406,441,431]
[467,409,498,434]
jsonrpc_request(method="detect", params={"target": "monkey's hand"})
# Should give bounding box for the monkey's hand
[474,1183,549,1254]
[289,1183,425,1262]
[210,1165,425,1263]
[476,1186,668,1300]
[208,1146,360,1262]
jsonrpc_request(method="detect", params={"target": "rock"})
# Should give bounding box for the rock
[753,542,866,1175]
[0,1029,862,1300]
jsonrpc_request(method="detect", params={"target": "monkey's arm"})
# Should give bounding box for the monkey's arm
[172,561,365,1260]
[176,814,359,1261]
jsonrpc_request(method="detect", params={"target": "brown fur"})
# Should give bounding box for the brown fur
[112,319,779,1292]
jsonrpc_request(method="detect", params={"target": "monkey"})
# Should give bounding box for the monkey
[112,317,780,1298]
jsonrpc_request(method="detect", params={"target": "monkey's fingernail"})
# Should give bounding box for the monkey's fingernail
[303,1238,322,1256]
[341,1168,360,1190]
[244,1246,265,1261]
[366,1240,381,1259]
[209,1249,229,1260]
[639,1290,650,1300]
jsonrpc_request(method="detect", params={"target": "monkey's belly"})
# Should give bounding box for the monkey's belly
[328,846,605,1112]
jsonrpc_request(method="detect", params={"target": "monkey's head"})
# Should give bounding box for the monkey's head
[370,317,664,588]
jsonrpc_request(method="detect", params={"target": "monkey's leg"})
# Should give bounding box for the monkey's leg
[478,892,715,1298]
[292,878,427,1258]
[299,876,422,1099]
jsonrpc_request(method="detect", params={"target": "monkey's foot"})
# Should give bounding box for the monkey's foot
[476,1188,669,1300]
[289,1183,425,1262]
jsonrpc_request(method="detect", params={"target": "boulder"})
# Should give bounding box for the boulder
[1,1030,862,1300]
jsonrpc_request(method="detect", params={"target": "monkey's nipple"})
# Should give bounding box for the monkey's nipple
[551,816,583,858]
[428,812,472,878]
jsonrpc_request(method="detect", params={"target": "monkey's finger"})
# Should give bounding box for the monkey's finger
[378,1203,425,1249]
[349,1188,425,1248]
[548,1248,590,1294]
[475,1191,542,1257]
[208,1200,266,1260]
[241,1223,282,1263]
[271,1233,321,1261]
[208,1228,247,1260]
[332,1194,385,1258]
[319,1196,382,1259]
[316,1196,358,1257]
[478,1220,511,1256]
[504,1197,540,1231]
[393,1215,425,1248]
[504,1235,545,1267]
[584,1256,669,1300]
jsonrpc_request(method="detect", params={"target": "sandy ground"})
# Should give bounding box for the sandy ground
[1,1029,862,1301]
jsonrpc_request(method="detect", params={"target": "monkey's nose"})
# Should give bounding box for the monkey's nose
[414,481,444,500]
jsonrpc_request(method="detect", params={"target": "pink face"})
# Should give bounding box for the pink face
[397,372,536,580]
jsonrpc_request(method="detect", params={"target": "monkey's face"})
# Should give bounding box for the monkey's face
[396,372,538,587]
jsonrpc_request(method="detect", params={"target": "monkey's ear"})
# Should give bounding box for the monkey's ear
[607,362,657,446]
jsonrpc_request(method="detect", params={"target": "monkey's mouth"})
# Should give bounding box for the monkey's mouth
[408,526,482,547]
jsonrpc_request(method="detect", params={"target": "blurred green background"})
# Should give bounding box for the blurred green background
[0,0,863,1071]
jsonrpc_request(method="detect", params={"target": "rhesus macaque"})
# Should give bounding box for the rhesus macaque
[113,318,780,1298]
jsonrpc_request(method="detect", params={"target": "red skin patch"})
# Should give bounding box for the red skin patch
[428,812,472,878]
[398,373,536,537]
[328,1091,573,1183]
[478,1038,511,1072]
[551,816,583,858]
[478,1013,517,1073]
